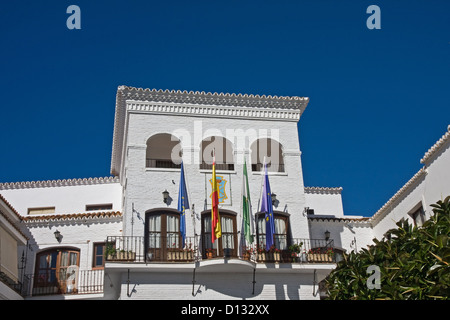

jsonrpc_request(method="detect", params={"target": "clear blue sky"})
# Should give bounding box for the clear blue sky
[1,1,449,217]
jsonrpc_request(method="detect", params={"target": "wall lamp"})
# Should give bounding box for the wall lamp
[162,190,170,204]
[324,230,331,241]
[54,229,62,243]
[271,193,277,205]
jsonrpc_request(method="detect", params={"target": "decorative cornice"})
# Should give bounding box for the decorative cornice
[126,101,302,121]
[420,125,450,164]
[0,176,119,190]
[304,187,343,195]
[118,86,309,110]
[22,211,122,223]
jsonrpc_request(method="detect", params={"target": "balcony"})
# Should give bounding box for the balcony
[105,236,196,263]
[20,269,104,297]
[105,236,336,264]
[254,239,336,263]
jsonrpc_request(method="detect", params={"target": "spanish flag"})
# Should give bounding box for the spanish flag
[211,153,221,243]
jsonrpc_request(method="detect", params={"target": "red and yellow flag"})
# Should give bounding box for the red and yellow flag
[211,153,221,243]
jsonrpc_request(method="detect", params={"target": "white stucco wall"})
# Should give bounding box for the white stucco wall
[304,188,344,217]
[112,263,332,300]
[0,180,122,216]
[308,219,374,253]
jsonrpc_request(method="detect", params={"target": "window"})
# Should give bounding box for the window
[28,207,55,215]
[250,138,284,172]
[410,206,425,227]
[201,211,237,258]
[146,133,182,169]
[93,243,105,268]
[256,213,289,250]
[86,204,113,211]
[199,136,234,171]
[145,211,181,261]
[34,248,80,295]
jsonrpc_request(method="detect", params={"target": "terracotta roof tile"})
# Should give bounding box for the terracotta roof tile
[22,211,122,222]
[0,193,22,221]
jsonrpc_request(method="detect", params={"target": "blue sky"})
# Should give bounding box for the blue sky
[0,1,449,217]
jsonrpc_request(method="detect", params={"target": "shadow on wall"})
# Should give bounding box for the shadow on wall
[121,270,319,300]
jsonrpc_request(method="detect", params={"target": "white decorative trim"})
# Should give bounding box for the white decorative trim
[420,125,450,164]
[126,101,302,121]
[0,176,120,190]
[304,187,343,194]
[308,215,370,224]
[283,150,302,157]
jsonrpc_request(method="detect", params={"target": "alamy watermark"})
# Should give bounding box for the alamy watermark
[66,5,81,30]
[366,5,381,30]
[148,120,283,169]
[66,5,380,31]
[366,265,381,290]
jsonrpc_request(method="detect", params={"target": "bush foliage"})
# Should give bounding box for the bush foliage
[326,196,450,300]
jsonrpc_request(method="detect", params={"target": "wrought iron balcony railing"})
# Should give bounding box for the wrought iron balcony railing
[105,235,336,264]
[199,162,235,171]
[146,159,182,169]
[251,163,285,173]
[106,235,198,262]
[21,269,104,297]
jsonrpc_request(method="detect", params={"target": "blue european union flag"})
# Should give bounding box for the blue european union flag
[178,161,190,248]
[260,163,275,251]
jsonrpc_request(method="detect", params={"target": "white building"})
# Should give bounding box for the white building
[0,86,448,300]
[0,194,28,300]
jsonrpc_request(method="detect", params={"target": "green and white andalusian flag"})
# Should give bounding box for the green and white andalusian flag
[242,159,253,244]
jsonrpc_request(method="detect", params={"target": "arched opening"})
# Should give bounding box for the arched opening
[250,138,284,172]
[33,247,80,295]
[146,133,182,169]
[199,136,234,171]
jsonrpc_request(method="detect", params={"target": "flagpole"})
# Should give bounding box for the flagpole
[257,156,266,217]
[183,157,196,245]
[247,154,256,246]
[212,148,220,257]
[216,239,219,257]
[215,148,220,257]
[248,156,256,246]
[240,153,245,253]
[131,202,135,238]
[242,154,253,248]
